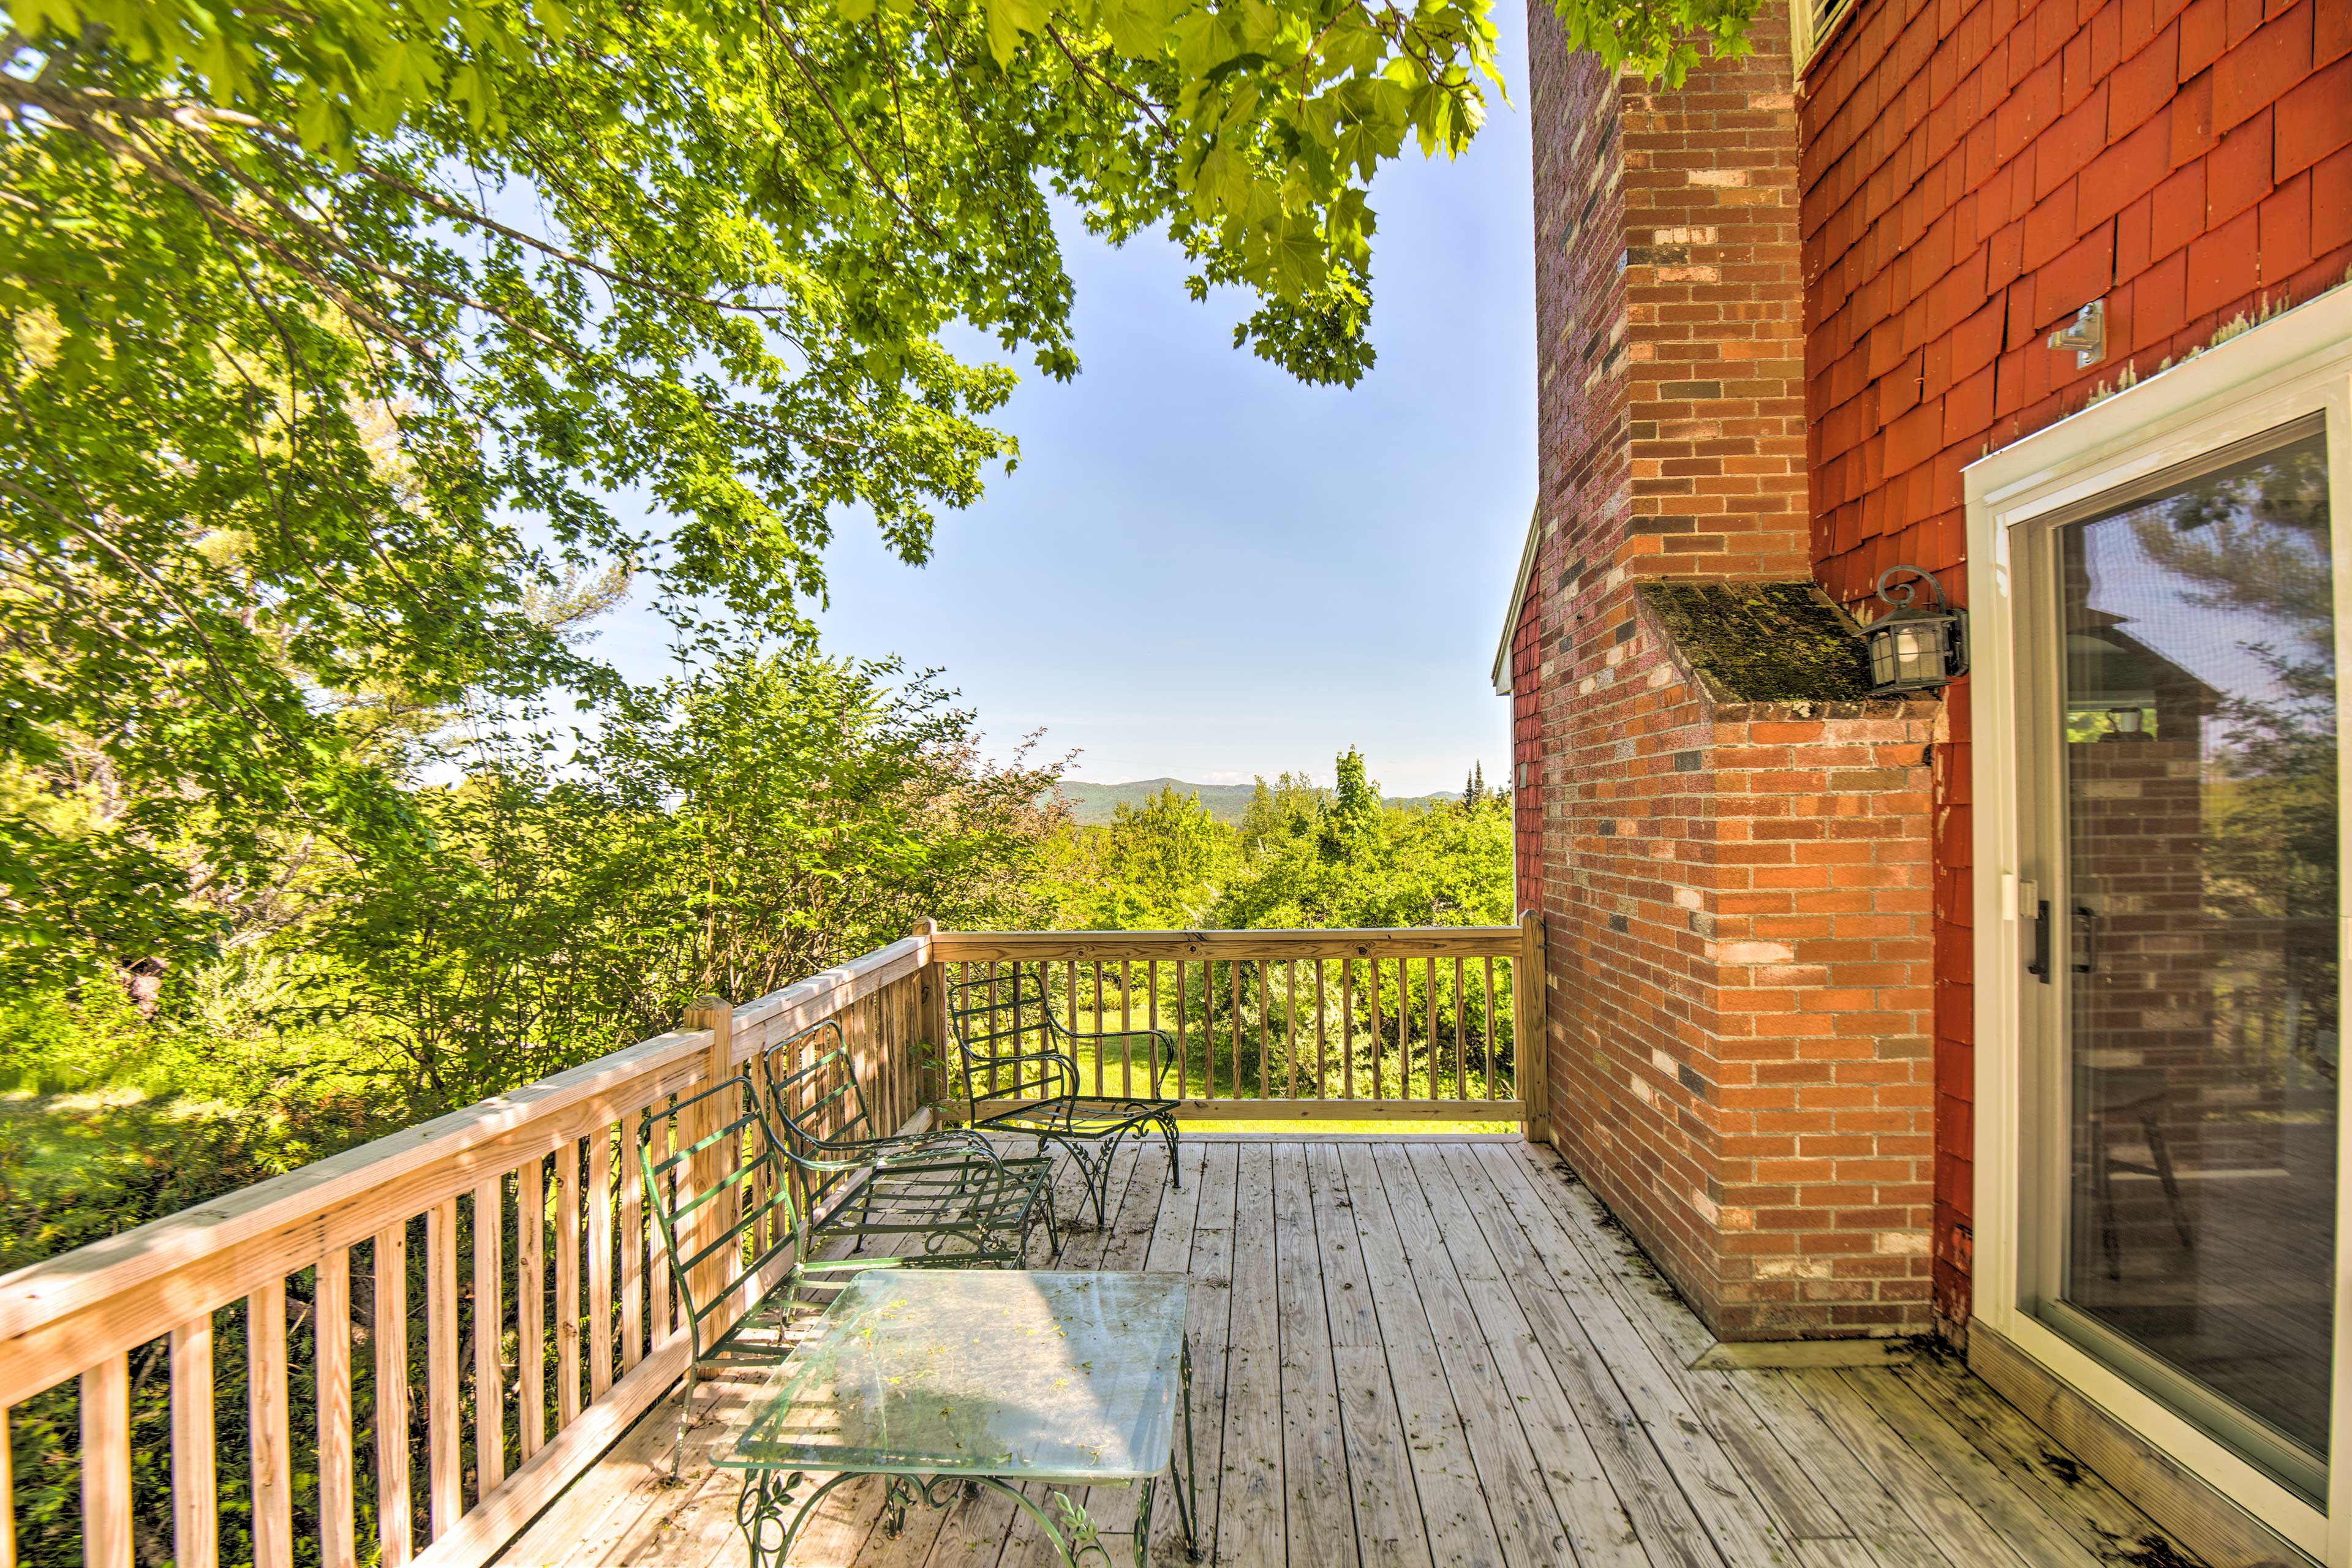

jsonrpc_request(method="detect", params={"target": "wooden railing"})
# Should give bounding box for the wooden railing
[0,917,1547,1568]
[0,936,933,1568]
[933,915,1547,1127]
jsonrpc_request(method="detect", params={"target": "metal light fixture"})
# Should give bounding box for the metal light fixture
[1864,565,1968,693]
[2046,299,2105,368]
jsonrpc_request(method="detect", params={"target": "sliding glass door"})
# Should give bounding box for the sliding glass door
[2022,417,2340,1500]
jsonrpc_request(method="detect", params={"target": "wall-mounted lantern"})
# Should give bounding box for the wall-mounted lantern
[1864,565,1968,693]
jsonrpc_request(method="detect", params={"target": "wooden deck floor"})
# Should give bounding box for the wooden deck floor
[495,1137,2204,1568]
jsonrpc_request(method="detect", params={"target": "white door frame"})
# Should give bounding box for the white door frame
[1966,284,2352,1562]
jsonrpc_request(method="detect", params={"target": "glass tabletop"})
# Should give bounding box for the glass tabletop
[722,1270,1191,1482]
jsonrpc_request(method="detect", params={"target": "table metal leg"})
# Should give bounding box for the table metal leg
[1169,1336,1201,1561]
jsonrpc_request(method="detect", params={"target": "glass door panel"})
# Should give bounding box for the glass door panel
[2053,422,2339,1484]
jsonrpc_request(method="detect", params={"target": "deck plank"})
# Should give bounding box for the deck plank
[1367,1144,1655,1568]
[1888,1355,2208,1566]
[1302,1145,1430,1568]
[1403,1144,1735,1568]
[1480,1147,1953,1568]
[1834,1368,2108,1568]
[1781,1369,2038,1568]
[1331,1143,1537,1568]
[1272,1142,1362,1568]
[499,1137,2202,1568]
[1444,1142,1801,1562]
[1150,1142,1234,1566]
[1216,1145,1287,1568]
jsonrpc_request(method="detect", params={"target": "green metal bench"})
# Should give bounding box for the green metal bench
[947,969,1181,1228]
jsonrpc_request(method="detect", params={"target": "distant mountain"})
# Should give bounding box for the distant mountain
[1054,777,1460,826]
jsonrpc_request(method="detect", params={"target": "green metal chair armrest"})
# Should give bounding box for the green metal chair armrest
[812,1126,1012,1177]
[1052,1025,1179,1093]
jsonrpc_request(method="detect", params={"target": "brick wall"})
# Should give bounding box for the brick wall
[1541,580,1940,1334]
[1622,29,1812,581]
[1511,585,1544,911]
[1798,0,2352,1331]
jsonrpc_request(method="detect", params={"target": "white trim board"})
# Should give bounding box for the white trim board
[1491,504,1540,695]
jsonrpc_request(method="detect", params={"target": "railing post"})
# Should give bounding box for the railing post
[1517,910,1550,1144]
[682,995,736,1313]
[914,917,949,1118]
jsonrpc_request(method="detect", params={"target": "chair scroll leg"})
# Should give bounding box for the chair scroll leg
[1158,1113,1182,1192]
[669,1364,699,1485]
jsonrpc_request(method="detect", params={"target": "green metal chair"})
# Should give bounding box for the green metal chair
[946,968,1181,1228]
[639,1049,1054,1478]
[638,1068,891,1476]
[757,1017,1060,1266]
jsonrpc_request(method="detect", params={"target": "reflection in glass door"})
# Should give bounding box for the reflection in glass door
[2050,421,2339,1494]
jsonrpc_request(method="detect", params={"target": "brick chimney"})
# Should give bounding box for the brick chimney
[1515,10,1940,1338]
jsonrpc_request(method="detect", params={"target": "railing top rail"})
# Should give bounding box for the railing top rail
[932,927,1523,962]
[0,932,928,1371]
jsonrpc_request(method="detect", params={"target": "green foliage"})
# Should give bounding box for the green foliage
[1023,751,1515,1103]
[1545,0,1759,85]
[1044,747,1512,933]
[1048,782,1235,927]
[314,641,1071,1111]
[0,0,1754,982]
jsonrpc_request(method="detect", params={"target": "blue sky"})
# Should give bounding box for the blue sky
[600,12,1537,801]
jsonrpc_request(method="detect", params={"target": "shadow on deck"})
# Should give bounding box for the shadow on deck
[492,1137,2201,1568]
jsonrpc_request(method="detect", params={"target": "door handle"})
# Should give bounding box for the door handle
[2028,900,2052,983]
[2073,905,2097,974]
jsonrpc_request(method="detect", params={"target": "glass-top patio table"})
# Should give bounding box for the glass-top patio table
[718,1269,1199,1567]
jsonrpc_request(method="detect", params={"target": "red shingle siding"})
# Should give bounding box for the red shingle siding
[1798,0,2352,1332]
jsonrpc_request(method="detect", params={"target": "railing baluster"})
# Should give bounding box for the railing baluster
[1254,960,1268,1100]
[1426,956,1438,1102]
[0,1401,13,1568]
[1499,953,1514,1100]
[1477,949,1496,1100]
[1176,957,1188,1099]
[556,1141,582,1429]
[1092,960,1105,1096]
[620,1118,644,1374]
[251,1279,293,1567]
[1147,960,1160,1093]
[1120,959,1133,1096]
[1286,959,1299,1101]
[318,1248,355,1568]
[1066,959,1079,1097]
[1454,956,1467,1102]
[473,1176,507,1493]
[589,1128,614,1400]
[1314,958,1328,1101]
[518,1160,546,1460]
[426,1201,459,1536]
[1341,957,1354,1100]
[170,1317,217,1568]
[81,1354,130,1568]
[374,1222,410,1568]
[1231,959,1244,1101]
[1371,959,1385,1101]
